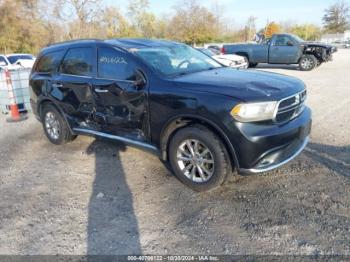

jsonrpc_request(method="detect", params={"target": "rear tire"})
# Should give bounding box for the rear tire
[168,125,231,192]
[299,55,317,71]
[41,103,76,145]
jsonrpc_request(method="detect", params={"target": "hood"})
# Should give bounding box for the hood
[215,54,245,62]
[301,41,334,49]
[172,67,305,102]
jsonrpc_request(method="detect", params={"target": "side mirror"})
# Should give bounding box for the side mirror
[287,41,294,46]
[0,61,6,66]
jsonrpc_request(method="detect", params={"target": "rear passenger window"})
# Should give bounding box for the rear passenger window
[60,47,93,76]
[98,47,137,80]
[35,50,64,73]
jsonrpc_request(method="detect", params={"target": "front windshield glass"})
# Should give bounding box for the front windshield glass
[291,35,304,43]
[198,48,215,57]
[133,44,222,77]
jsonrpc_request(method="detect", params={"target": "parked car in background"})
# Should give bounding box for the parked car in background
[221,34,337,71]
[0,54,36,69]
[344,42,350,48]
[7,54,36,68]
[197,48,248,69]
[207,45,221,53]
[30,39,311,191]
[0,55,16,69]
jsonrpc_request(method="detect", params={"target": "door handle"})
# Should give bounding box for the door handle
[95,88,109,93]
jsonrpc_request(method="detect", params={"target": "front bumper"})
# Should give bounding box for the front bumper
[225,107,312,173]
[238,136,309,174]
[230,62,248,69]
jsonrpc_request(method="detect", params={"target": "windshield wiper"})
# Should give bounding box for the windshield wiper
[171,67,222,78]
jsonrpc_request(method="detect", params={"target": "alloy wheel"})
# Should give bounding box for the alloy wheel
[45,111,60,140]
[301,57,314,70]
[176,139,215,183]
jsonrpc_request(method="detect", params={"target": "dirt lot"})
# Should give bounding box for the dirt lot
[0,50,349,256]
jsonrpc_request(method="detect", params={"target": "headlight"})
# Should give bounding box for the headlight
[230,101,278,122]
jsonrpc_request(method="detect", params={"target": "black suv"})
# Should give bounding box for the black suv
[29,39,311,191]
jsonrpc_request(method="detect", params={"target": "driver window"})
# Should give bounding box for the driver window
[98,47,137,81]
[274,36,293,46]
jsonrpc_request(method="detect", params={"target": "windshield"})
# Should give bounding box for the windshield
[7,55,34,64]
[198,48,215,57]
[290,35,304,43]
[133,44,222,77]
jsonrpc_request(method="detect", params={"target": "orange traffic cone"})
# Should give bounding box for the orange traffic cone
[4,69,27,122]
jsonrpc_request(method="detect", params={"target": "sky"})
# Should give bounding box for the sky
[104,0,347,29]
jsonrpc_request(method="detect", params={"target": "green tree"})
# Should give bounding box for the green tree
[99,7,136,38]
[167,0,217,45]
[264,22,281,39]
[0,0,59,54]
[244,16,257,41]
[323,0,350,33]
[127,0,158,37]
[291,24,322,41]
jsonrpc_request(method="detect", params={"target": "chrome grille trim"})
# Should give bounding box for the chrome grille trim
[274,90,307,122]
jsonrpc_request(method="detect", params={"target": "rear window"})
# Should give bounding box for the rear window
[35,50,64,73]
[8,55,34,64]
[60,47,93,77]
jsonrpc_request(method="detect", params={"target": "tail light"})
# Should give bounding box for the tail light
[221,46,226,54]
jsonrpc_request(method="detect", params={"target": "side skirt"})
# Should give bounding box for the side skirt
[73,128,161,156]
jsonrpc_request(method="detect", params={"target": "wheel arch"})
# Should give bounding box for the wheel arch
[235,52,250,61]
[38,98,75,135]
[159,115,240,169]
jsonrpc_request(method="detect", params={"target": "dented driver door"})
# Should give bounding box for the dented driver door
[91,46,149,140]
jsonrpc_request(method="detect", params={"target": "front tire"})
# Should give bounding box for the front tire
[41,104,76,145]
[168,125,231,191]
[299,55,317,71]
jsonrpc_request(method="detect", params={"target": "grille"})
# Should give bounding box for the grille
[275,90,307,122]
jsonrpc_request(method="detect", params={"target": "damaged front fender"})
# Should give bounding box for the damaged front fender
[301,42,337,62]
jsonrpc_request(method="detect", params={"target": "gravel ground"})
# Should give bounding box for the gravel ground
[0,50,349,256]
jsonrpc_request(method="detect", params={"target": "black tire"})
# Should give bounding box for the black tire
[299,55,317,71]
[168,125,231,192]
[241,55,250,66]
[249,63,258,68]
[41,103,76,145]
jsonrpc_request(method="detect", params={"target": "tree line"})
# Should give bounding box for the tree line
[0,0,349,54]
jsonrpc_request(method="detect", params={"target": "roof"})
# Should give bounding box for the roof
[106,38,179,49]
[42,38,179,54]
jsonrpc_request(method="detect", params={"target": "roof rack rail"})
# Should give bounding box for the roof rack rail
[46,38,102,47]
